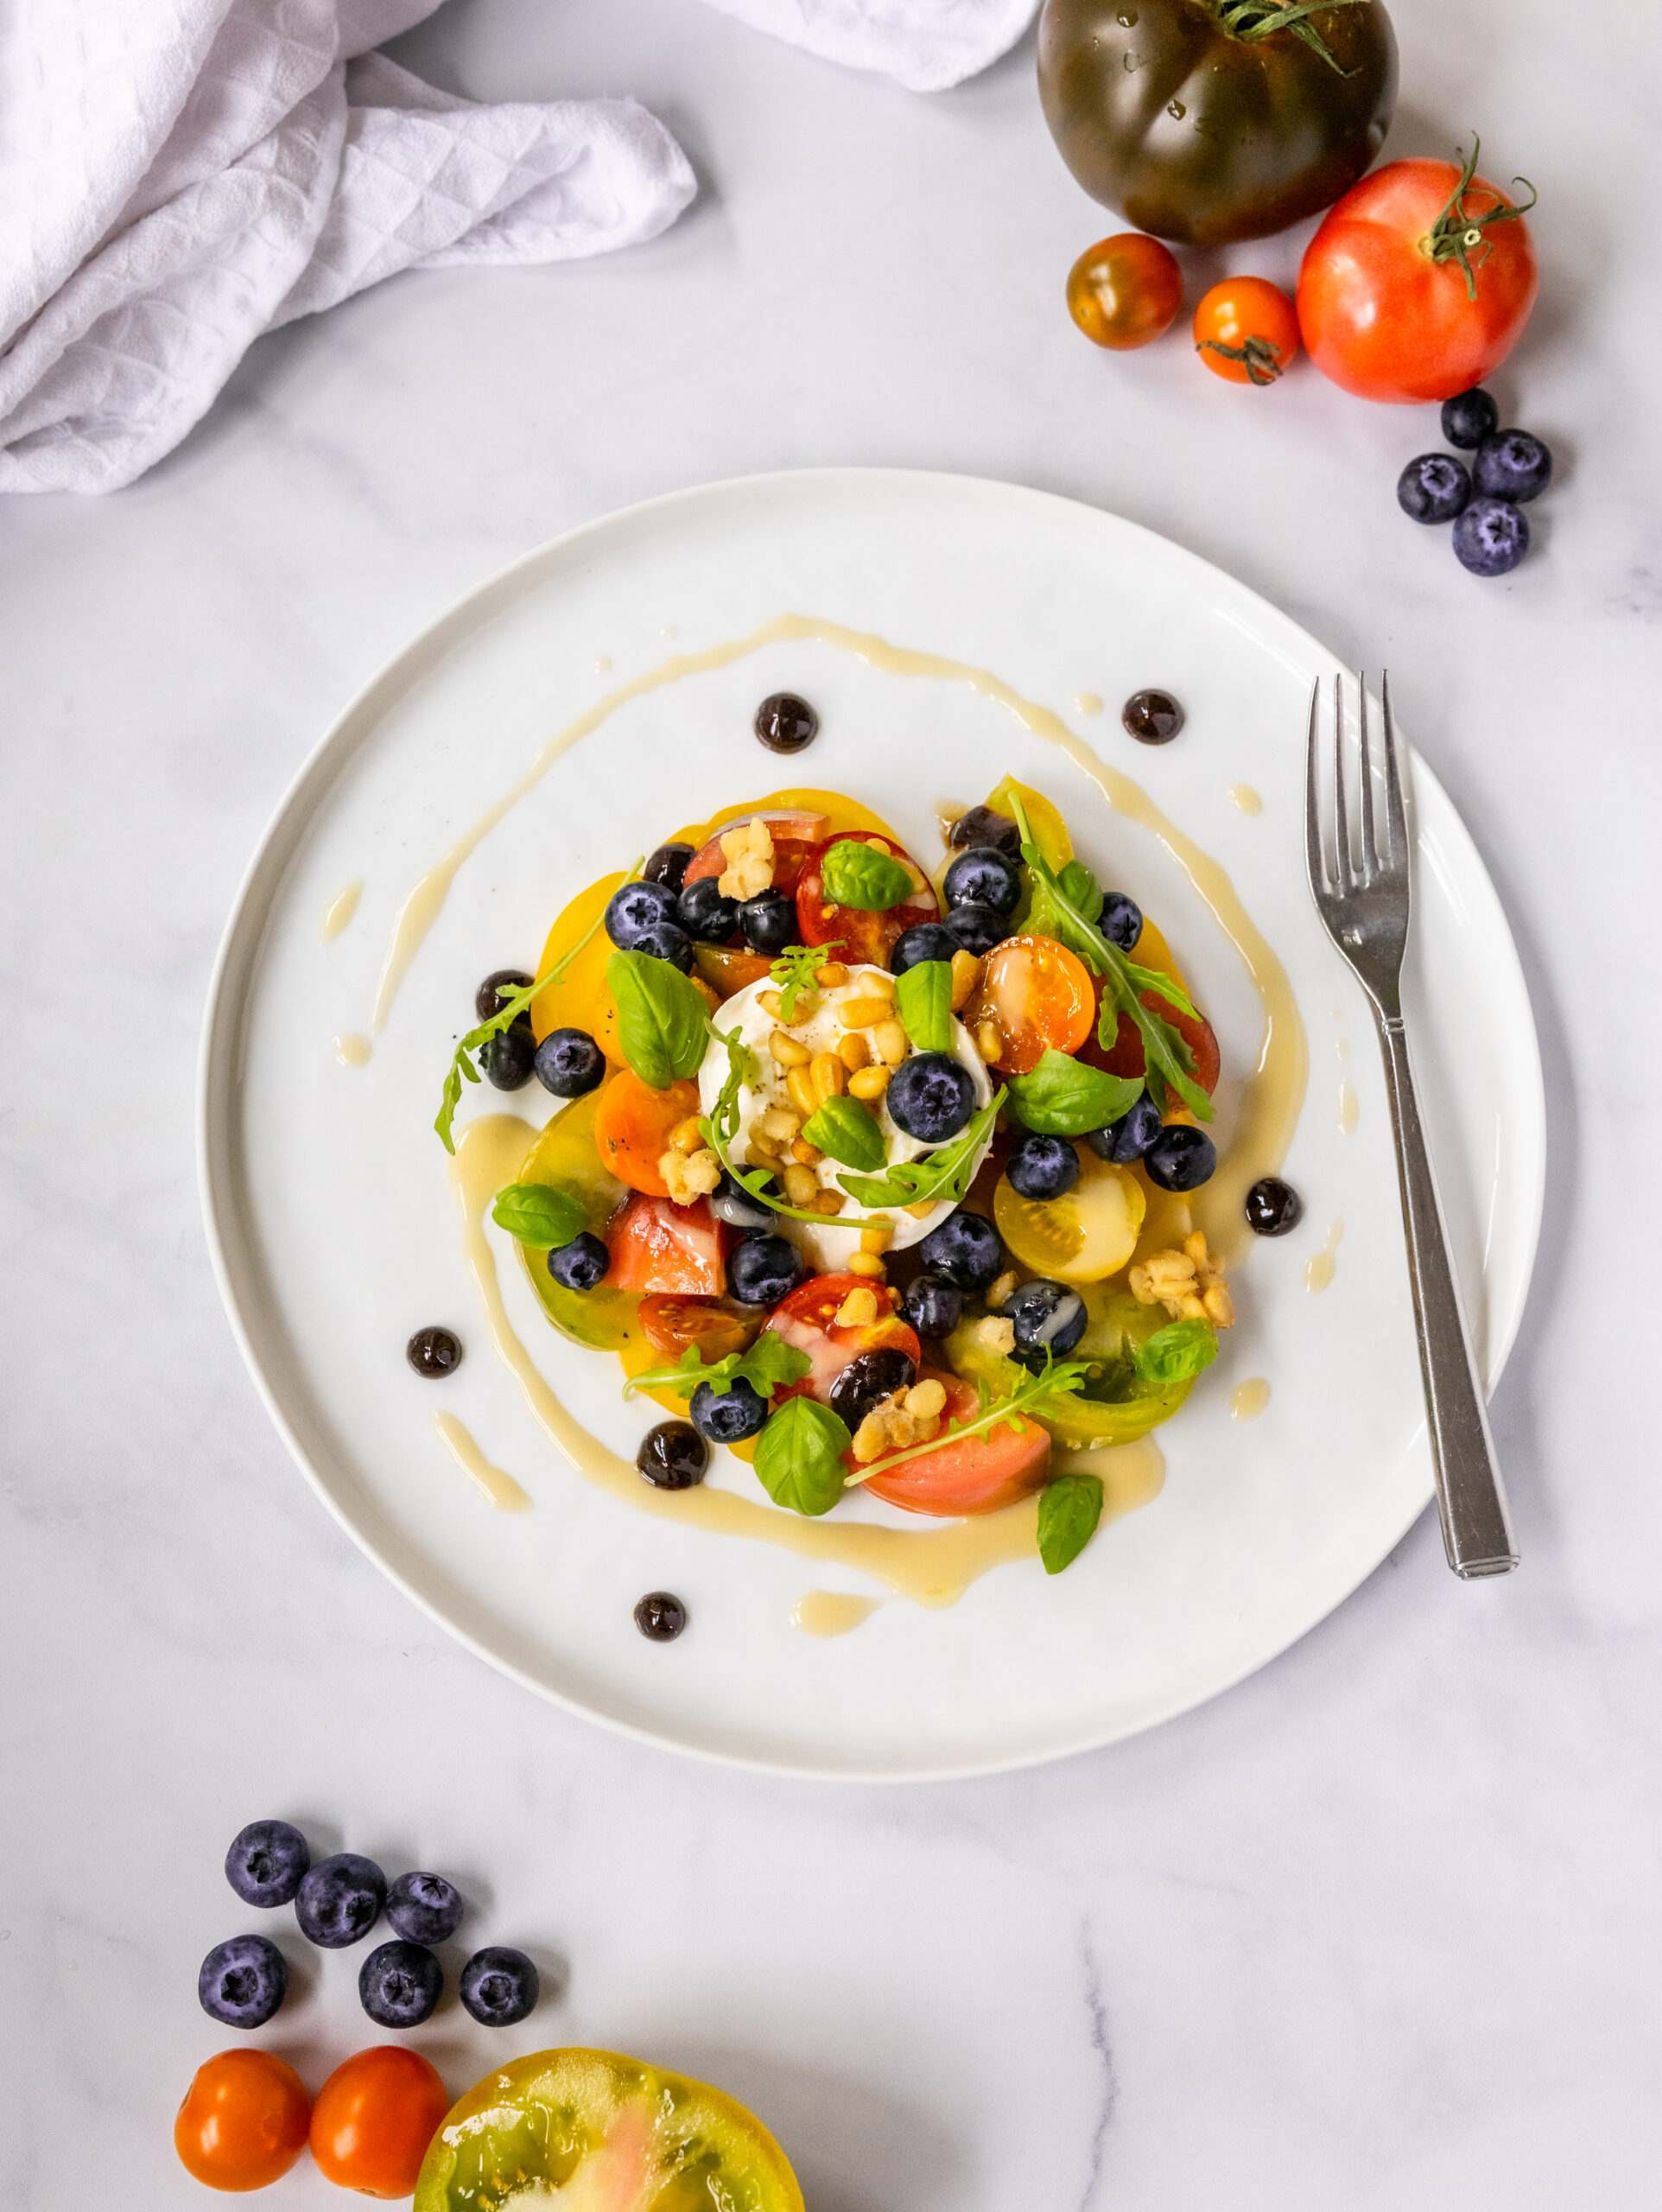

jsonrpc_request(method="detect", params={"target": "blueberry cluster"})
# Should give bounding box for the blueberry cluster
[892,813,1024,972]
[198,1819,539,2032]
[1397,387,1553,577]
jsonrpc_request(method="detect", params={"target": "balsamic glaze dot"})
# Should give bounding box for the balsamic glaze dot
[1121,690,1185,745]
[475,969,534,1022]
[634,1591,688,1641]
[754,693,819,754]
[407,1326,463,1377]
[1244,1177,1304,1236]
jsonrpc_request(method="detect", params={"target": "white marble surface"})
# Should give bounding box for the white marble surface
[3,0,1659,2202]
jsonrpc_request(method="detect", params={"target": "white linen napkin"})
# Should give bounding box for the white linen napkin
[0,0,1038,494]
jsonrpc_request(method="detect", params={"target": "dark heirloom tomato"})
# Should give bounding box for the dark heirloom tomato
[1080,975,1221,1096]
[682,810,830,895]
[795,834,939,966]
[1037,0,1398,248]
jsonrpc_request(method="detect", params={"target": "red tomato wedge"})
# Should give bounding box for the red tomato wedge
[795,834,939,965]
[682,811,831,894]
[764,1272,920,1402]
[860,1370,1051,1516]
[606,1195,727,1297]
[1080,976,1221,1097]
[961,934,1095,1075]
[638,1296,758,1362]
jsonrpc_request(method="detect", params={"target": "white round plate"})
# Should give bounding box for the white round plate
[200,471,1543,1781]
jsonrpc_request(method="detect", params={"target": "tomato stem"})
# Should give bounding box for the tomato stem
[1419,137,1538,301]
[1195,334,1287,387]
[1211,0,1368,74]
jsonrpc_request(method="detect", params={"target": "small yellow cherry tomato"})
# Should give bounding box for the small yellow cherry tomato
[1066,233,1184,351]
[1192,277,1300,386]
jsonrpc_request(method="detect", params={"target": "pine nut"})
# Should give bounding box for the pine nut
[668,1116,705,1154]
[758,1106,801,1145]
[809,1052,846,1105]
[949,950,980,1011]
[837,996,891,1029]
[790,991,821,1020]
[815,962,850,988]
[905,1198,936,1218]
[976,1019,1003,1065]
[864,970,897,998]
[835,1288,880,1328]
[847,1251,887,1279]
[813,1189,846,1217]
[745,1139,780,1172]
[783,1163,819,1207]
[847,1065,891,1101]
[769,1029,810,1066]
[791,1138,823,1166]
[786,1066,819,1122]
[758,989,784,1019]
[872,1020,909,1065]
[859,1221,893,1254]
[837,1032,870,1072]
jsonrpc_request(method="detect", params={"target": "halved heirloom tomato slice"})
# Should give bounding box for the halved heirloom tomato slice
[592,1071,703,1198]
[1082,975,1221,1097]
[638,1295,759,1363]
[962,934,1095,1075]
[682,810,831,894]
[413,2047,802,2212]
[860,1370,1051,1516]
[764,1272,920,1401]
[606,1195,727,1297]
[794,833,940,965]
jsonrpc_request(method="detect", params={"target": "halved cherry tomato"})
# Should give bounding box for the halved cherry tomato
[607,1194,727,1297]
[1193,277,1300,387]
[765,1272,920,1402]
[1067,232,1183,351]
[860,1370,1051,1516]
[794,834,939,966]
[639,1295,759,1362]
[1080,975,1221,1097]
[174,2049,311,2192]
[962,935,1094,1076]
[311,2047,448,2200]
[682,810,831,895]
[591,1071,702,1198]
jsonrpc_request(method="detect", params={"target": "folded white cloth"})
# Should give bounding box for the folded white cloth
[0,0,1038,494]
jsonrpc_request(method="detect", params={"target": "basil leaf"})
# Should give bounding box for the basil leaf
[752,1395,852,1516]
[1132,1319,1218,1386]
[1037,1473,1104,1573]
[820,838,913,912]
[607,950,711,1090]
[896,960,953,1053]
[491,1181,587,1249]
[837,1090,1003,1210]
[802,1094,887,1173]
[1005,1051,1144,1136]
[1058,860,1103,925]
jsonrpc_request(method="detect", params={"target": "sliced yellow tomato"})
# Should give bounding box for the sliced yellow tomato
[413,2048,803,2212]
[993,1145,1145,1281]
[531,870,625,1055]
[514,1095,641,1352]
[983,775,1072,870]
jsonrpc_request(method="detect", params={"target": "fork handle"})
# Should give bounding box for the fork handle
[1375,1013,1519,1576]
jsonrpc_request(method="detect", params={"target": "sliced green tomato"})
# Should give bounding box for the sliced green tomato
[413,2047,803,2212]
[514,1095,642,1352]
[946,1286,1196,1452]
[993,1146,1145,1282]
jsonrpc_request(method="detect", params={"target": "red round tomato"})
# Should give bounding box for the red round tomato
[962,935,1095,1076]
[309,2047,448,2200]
[1080,975,1221,1097]
[1067,232,1183,352]
[638,1295,758,1362]
[175,2050,311,2193]
[1297,149,1538,403]
[1193,277,1299,387]
[794,835,939,966]
[682,810,831,894]
[765,1273,920,1401]
[606,1193,728,1297]
[860,1370,1051,1516]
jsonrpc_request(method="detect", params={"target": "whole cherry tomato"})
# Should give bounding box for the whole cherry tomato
[1192,278,1300,386]
[310,2047,448,2200]
[1066,233,1183,351]
[174,2050,311,2193]
[1297,143,1538,403]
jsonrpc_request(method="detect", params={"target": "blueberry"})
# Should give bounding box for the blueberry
[1122,690,1183,745]
[643,842,695,894]
[1144,1124,1218,1192]
[359,1940,442,2029]
[917,1211,1004,1291]
[480,1024,536,1090]
[1397,453,1472,524]
[605,879,680,950]
[755,693,819,753]
[1087,1096,1162,1164]
[942,847,1022,917]
[710,1169,777,1232]
[548,1232,609,1292]
[886,1053,977,1143]
[460,1945,540,2025]
[1441,388,1499,449]
[900,1273,963,1341]
[739,892,797,957]
[534,1027,605,1098]
[386,1871,465,1946]
[225,1820,310,1909]
[828,1347,918,1431]
[1005,1279,1088,1365]
[891,922,960,976]
[628,918,695,971]
[677,875,739,944]
[1453,495,1530,577]
[634,1592,688,1643]
[407,1326,461,1377]
[1472,428,1551,503]
[475,969,533,1023]
[1098,892,1143,951]
[728,1235,807,1306]
[948,805,1020,855]
[1006,1132,1080,1200]
[637,1421,709,1490]
[945,903,1007,957]
[199,1935,287,2030]
[295,1853,386,1948]
[1244,1176,1304,1236]
[690,1376,769,1443]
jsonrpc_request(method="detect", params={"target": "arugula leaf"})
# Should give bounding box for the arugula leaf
[844,1350,1093,1486]
[837,1090,1004,1210]
[491,1182,586,1248]
[802,1094,886,1173]
[623,1330,813,1404]
[1132,1319,1218,1386]
[753,1395,852,1516]
[607,950,711,1090]
[896,960,953,1053]
[1005,1050,1144,1137]
[1037,1473,1104,1573]
[820,839,914,912]
[771,941,841,1021]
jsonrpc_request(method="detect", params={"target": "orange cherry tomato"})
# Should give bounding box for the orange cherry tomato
[309,2047,448,2201]
[1067,232,1183,351]
[638,1294,758,1362]
[963,935,1094,1076]
[860,1369,1051,1516]
[591,1070,703,1198]
[174,2050,311,2193]
[1193,277,1300,386]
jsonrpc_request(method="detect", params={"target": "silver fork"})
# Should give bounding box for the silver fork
[1305,673,1519,1578]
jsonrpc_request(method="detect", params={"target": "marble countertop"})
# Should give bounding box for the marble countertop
[4,0,1659,2202]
